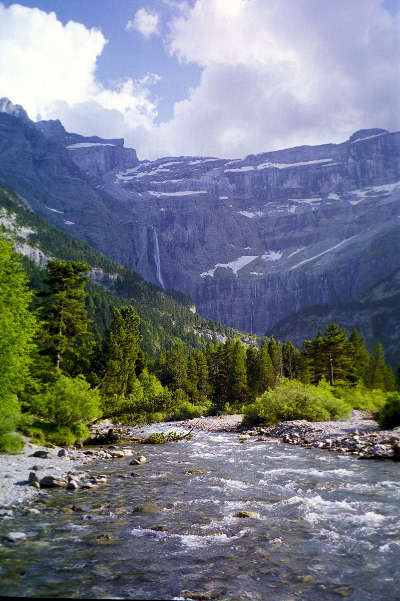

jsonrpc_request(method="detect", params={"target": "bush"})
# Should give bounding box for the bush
[334,384,387,412]
[167,400,205,421]
[30,374,101,427]
[243,379,351,427]
[0,395,24,454]
[0,432,24,454]
[19,420,90,446]
[378,393,400,429]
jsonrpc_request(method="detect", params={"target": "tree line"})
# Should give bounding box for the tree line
[1,236,399,453]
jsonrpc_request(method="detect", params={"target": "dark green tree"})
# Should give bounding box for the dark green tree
[322,323,353,385]
[258,340,275,392]
[100,305,142,399]
[228,340,248,405]
[349,328,370,384]
[282,341,299,380]
[37,260,90,373]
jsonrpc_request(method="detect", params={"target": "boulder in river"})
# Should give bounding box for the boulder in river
[39,475,68,488]
[130,455,147,465]
[5,532,27,543]
[132,503,162,514]
[30,450,50,459]
[235,510,260,518]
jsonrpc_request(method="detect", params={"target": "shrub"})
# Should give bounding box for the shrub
[334,384,387,412]
[167,400,205,421]
[378,393,400,429]
[0,432,24,454]
[30,374,101,427]
[242,379,351,427]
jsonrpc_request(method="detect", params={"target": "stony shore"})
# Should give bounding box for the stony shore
[1,411,399,514]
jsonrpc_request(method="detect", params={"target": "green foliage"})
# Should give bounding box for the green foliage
[29,374,101,427]
[243,379,351,427]
[36,260,91,372]
[0,432,24,454]
[167,400,210,421]
[140,431,193,444]
[378,393,400,429]
[333,383,387,412]
[0,236,37,406]
[99,305,142,398]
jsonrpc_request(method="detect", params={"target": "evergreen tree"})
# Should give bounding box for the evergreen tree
[303,332,325,384]
[229,340,248,405]
[162,341,189,393]
[267,337,281,384]
[349,328,370,384]
[246,346,260,401]
[0,237,37,452]
[37,260,90,373]
[100,305,142,398]
[368,343,387,390]
[282,341,299,380]
[194,350,211,403]
[258,340,275,392]
[322,323,353,385]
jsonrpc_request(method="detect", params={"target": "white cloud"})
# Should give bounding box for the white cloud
[0,3,158,144]
[149,0,400,157]
[126,8,160,38]
[0,0,399,161]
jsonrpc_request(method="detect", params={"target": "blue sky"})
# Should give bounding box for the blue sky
[0,1,399,159]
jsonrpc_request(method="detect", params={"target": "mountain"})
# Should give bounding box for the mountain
[0,98,399,363]
[0,181,250,357]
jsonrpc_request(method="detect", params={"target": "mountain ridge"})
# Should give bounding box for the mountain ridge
[0,98,399,364]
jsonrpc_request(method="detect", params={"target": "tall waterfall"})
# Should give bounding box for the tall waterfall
[151,226,165,290]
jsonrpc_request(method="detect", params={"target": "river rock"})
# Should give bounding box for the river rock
[130,456,147,465]
[5,532,26,542]
[30,450,50,459]
[109,450,125,458]
[57,449,68,457]
[39,475,68,488]
[132,503,162,514]
[28,472,40,486]
[66,480,79,490]
[235,510,260,518]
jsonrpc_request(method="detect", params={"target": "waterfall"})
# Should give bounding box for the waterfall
[151,226,165,290]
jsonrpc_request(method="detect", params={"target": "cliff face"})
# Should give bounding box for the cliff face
[0,98,399,345]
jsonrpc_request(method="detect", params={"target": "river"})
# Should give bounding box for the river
[1,423,399,600]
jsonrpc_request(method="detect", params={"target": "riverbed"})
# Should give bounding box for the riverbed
[1,422,399,600]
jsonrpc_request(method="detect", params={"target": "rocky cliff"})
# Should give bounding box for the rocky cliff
[0,98,399,353]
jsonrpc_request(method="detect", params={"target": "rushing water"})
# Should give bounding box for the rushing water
[1,423,400,600]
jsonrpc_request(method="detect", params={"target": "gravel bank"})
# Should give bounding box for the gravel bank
[0,438,94,509]
[179,414,244,432]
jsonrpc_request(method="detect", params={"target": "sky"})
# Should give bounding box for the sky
[0,0,399,160]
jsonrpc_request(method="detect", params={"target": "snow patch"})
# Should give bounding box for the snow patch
[149,190,208,197]
[290,237,357,270]
[64,221,75,225]
[201,255,258,278]
[238,210,264,218]
[46,206,64,214]
[66,142,116,149]
[287,247,306,259]
[256,158,333,170]
[224,165,255,173]
[219,196,229,200]
[262,251,282,261]
[351,133,386,144]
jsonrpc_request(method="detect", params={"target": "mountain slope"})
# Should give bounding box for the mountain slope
[0,182,250,357]
[0,99,399,358]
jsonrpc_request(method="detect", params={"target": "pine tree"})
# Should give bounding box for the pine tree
[267,337,281,385]
[246,346,260,401]
[194,350,211,402]
[258,340,275,392]
[349,328,370,384]
[229,340,248,406]
[282,341,299,380]
[37,260,90,373]
[322,323,352,385]
[100,305,142,398]
[368,343,387,390]
[303,332,325,384]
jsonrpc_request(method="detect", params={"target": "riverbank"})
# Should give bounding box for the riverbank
[179,411,400,461]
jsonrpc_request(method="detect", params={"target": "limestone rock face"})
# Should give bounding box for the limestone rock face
[0,99,400,355]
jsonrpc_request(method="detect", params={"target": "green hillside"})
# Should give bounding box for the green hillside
[0,182,253,357]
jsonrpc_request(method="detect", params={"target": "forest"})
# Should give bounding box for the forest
[1,234,400,454]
